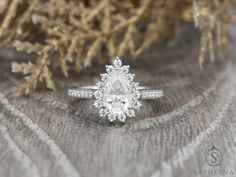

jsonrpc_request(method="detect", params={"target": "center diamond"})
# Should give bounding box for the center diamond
[93,57,141,122]
[104,71,131,115]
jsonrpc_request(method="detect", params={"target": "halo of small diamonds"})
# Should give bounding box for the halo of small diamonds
[93,57,141,122]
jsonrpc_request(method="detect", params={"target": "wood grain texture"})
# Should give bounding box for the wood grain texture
[0,25,236,177]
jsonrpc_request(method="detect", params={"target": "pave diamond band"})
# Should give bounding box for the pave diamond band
[68,57,163,122]
[139,90,164,99]
[68,88,94,99]
[68,87,163,99]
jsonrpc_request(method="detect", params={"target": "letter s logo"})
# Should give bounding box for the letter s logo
[210,152,218,164]
[205,145,223,166]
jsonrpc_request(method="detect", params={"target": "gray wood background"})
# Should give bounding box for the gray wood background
[0,25,236,177]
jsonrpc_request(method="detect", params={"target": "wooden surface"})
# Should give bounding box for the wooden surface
[0,26,236,177]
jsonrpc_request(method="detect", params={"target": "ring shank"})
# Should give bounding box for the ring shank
[68,87,163,99]
[139,89,163,99]
[68,88,94,99]
[75,86,150,90]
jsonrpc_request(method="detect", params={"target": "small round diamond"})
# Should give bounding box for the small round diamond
[94,90,101,99]
[108,114,116,122]
[113,57,122,67]
[93,100,103,108]
[121,65,130,73]
[118,114,126,122]
[106,65,114,73]
[100,73,108,81]
[99,109,108,117]
[127,109,135,117]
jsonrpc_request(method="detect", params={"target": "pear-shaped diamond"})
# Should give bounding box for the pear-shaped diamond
[94,57,141,122]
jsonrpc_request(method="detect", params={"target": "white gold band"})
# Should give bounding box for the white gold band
[68,87,163,99]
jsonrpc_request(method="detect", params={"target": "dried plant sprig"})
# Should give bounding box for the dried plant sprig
[0,0,235,95]
[11,41,55,96]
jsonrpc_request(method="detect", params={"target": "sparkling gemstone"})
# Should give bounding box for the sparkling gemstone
[103,70,132,117]
[113,57,122,67]
[94,57,141,122]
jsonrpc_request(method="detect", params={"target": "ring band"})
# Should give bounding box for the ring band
[68,87,163,99]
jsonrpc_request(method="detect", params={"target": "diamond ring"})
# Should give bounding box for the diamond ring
[68,57,163,122]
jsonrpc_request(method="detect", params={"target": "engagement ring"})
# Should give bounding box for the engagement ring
[68,57,163,122]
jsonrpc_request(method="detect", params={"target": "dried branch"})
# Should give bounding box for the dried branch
[0,0,235,95]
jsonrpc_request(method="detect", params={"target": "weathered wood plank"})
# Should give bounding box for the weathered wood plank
[0,25,236,177]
